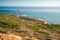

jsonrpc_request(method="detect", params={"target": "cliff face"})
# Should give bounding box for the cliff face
[0,14,60,40]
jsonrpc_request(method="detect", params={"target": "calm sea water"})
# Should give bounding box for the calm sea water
[0,6,60,24]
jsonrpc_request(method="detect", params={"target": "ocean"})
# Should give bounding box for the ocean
[0,6,60,24]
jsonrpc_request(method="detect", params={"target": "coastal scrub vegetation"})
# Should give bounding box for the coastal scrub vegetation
[0,14,21,30]
[0,14,60,40]
[0,14,60,32]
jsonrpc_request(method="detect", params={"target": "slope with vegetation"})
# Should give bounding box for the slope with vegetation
[0,14,60,40]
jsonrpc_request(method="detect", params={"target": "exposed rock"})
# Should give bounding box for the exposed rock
[24,36,39,40]
[31,37,39,40]
[0,33,22,40]
[44,21,48,24]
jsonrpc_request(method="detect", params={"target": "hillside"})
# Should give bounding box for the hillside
[0,14,60,40]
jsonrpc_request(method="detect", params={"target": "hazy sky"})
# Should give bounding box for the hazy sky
[0,0,60,7]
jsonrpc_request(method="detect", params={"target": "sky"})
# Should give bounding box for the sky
[0,0,60,7]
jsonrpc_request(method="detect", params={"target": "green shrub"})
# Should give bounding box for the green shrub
[28,25,40,30]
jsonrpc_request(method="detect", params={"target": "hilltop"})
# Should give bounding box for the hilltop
[0,14,60,40]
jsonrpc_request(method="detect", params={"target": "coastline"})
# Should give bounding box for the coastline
[0,14,60,40]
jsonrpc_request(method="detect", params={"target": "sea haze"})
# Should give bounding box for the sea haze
[0,6,60,24]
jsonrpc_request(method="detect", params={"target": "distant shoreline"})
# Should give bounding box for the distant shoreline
[0,14,60,25]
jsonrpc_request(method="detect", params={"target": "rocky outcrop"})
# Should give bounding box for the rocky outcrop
[0,33,22,40]
[43,21,48,24]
